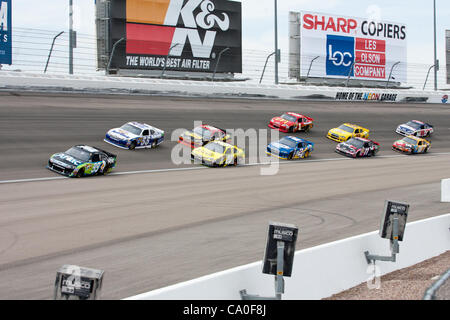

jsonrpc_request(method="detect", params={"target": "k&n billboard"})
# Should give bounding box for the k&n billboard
[295,11,407,83]
[106,0,242,74]
[0,0,11,65]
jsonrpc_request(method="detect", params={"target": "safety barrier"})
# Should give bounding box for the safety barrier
[125,214,450,300]
[0,71,449,104]
[442,179,450,202]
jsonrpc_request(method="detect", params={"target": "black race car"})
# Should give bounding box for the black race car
[335,137,380,158]
[47,145,117,177]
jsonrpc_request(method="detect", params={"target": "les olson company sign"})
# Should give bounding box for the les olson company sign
[300,12,407,82]
[0,0,11,65]
[110,0,242,73]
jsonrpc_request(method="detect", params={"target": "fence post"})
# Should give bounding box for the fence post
[259,52,276,84]
[385,61,401,89]
[212,47,230,82]
[345,61,356,87]
[44,32,64,73]
[423,64,436,90]
[161,43,180,78]
[106,37,125,75]
[305,56,320,81]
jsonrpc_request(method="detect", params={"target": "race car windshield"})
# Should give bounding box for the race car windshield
[279,137,298,148]
[65,147,91,161]
[405,121,421,129]
[121,124,142,135]
[205,143,225,153]
[338,125,354,133]
[347,139,364,148]
[193,127,212,139]
[281,114,297,122]
[402,137,417,145]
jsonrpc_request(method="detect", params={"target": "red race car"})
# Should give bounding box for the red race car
[178,124,231,148]
[268,112,314,133]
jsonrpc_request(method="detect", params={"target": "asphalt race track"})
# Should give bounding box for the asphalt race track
[0,92,450,299]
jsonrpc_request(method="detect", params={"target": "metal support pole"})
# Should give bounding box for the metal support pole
[239,241,285,300]
[212,47,230,82]
[423,65,436,90]
[44,31,64,73]
[385,61,400,89]
[306,56,320,81]
[106,38,125,75]
[433,0,438,91]
[259,51,276,84]
[364,215,399,264]
[161,43,180,78]
[69,0,74,75]
[345,61,356,87]
[274,0,279,85]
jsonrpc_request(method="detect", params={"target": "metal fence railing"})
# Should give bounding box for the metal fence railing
[1,27,449,90]
[423,268,450,300]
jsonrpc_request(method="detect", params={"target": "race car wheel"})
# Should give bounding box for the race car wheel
[303,125,310,133]
[234,157,238,166]
[289,126,294,133]
[76,169,84,178]
[151,141,157,148]
[129,141,137,150]
[288,152,293,160]
[303,151,310,158]
[424,146,429,153]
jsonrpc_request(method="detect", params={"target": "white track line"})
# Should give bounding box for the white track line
[1,152,450,185]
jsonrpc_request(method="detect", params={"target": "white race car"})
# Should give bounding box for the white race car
[395,120,433,137]
[104,122,164,150]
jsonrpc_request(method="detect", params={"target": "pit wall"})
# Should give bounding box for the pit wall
[126,214,450,300]
[442,179,450,202]
[0,71,449,104]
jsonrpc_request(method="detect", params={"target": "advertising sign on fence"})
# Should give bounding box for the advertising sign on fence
[0,0,11,65]
[105,0,242,74]
[297,11,407,83]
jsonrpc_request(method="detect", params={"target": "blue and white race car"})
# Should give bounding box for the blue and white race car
[104,122,164,150]
[396,120,433,138]
[266,136,314,160]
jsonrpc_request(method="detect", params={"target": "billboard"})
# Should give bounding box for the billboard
[0,0,11,65]
[294,11,407,83]
[104,0,242,74]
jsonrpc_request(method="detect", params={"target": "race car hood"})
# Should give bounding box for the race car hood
[183,130,208,142]
[337,142,357,153]
[192,148,222,160]
[269,142,292,152]
[397,124,415,133]
[394,140,413,149]
[108,128,139,140]
[330,128,352,137]
[270,117,294,126]
[50,153,83,168]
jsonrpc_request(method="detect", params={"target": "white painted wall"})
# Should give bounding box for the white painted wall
[0,71,448,104]
[126,214,450,300]
[442,180,450,202]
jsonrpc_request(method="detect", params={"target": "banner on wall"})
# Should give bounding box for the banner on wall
[0,0,11,65]
[104,0,242,74]
[294,11,407,83]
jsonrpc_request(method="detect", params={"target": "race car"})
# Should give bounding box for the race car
[335,137,380,158]
[392,135,431,154]
[268,112,314,133]
[47,145,117,178]
[104,121,164,150]
[266,136,314,160]
[395,120,434,137]
[327,123,370,142]
[179,124,230,148]
[191,141,244,167]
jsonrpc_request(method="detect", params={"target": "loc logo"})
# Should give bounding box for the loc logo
[326,35,355,77]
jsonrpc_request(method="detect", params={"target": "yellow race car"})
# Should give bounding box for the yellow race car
[191,141,245,167]
[327,123,370,142]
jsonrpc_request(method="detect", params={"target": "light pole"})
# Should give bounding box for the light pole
[433,0,438,91]
[69,0,74,75]
[274,0,279,85]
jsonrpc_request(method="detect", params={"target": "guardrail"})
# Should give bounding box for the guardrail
[0,71,449,104]
[125,214,450,300]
